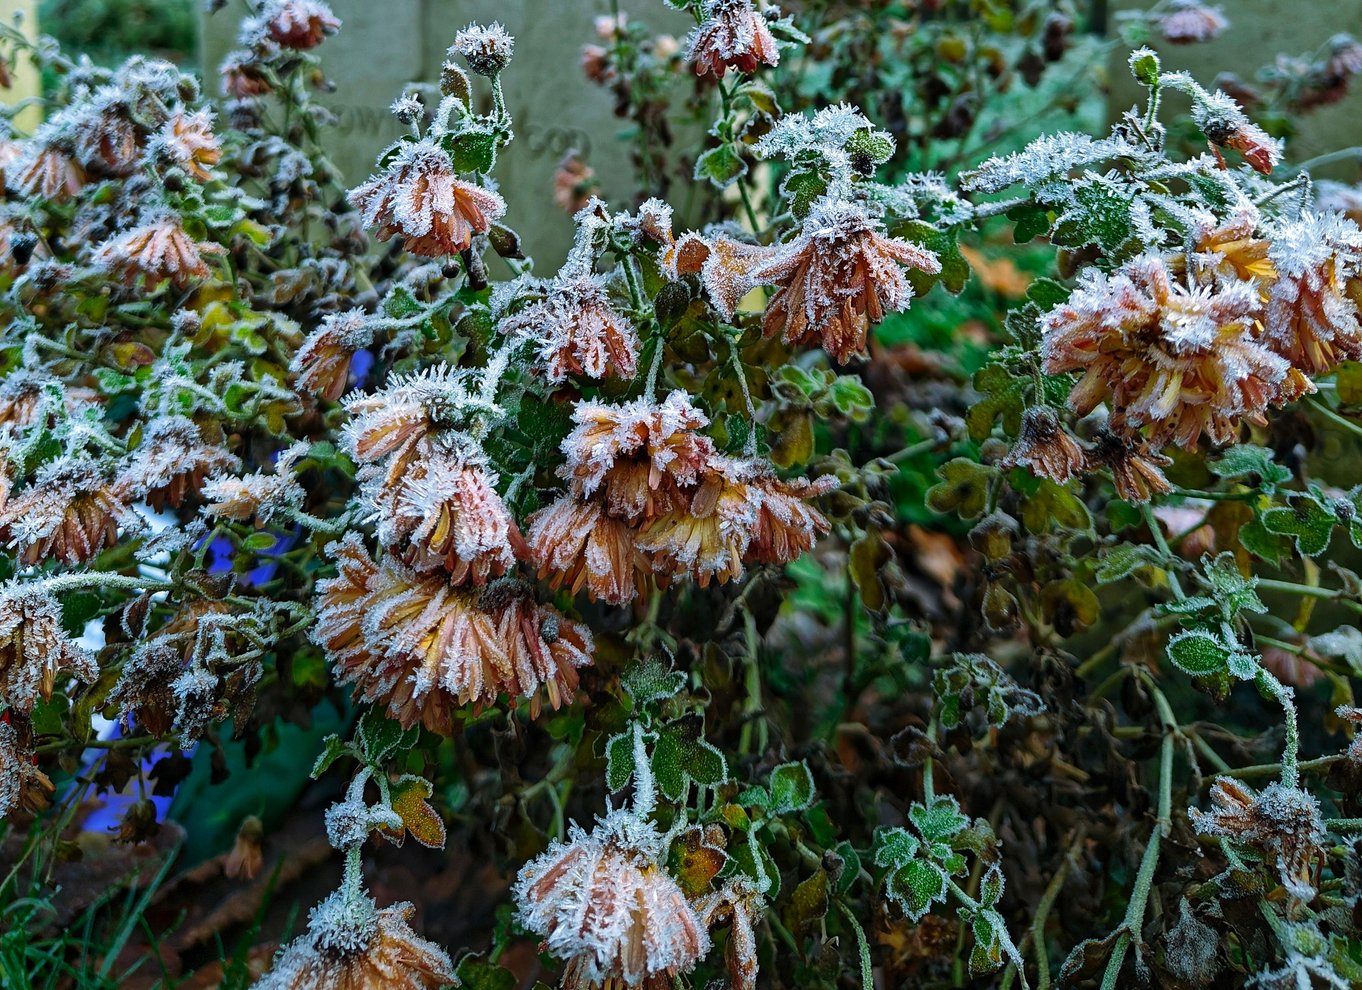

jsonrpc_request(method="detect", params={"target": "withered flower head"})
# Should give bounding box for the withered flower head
[1264,212,1362,376]
[1190,777,1325,900]
[1193,92,1280,175]
[202,463,306,526]
[9,139,86,202]
[1156,1,1228,44]
[553,150,598,215]
[1083,428,1174,504]
[157,109,222,181]
[1002,407,1086,483]
[0,582,97,713]
[117,416,240,510]
[72,87,142,176]
[261,0,340,50]
[0,718,54,818]
[1042,253,1289,448]
[291,310,376,402]
[0,371,70,434]
[694,878,765,990]
[367,441,524,584]
[221,50,272,98]
[560,392,715,523]
[523,274,641,384]
[753,198,941,363]
[687,0,780,78]
[349,140,507,257]
[514,809,710,990]
[254,888,454,990]
[313,536,591,732]
[527,495,649,606]
[95,215,225,290]
[0,456,132,566]
[451,22,515,77]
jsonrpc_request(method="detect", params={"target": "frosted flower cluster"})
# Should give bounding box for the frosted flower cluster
[528,393,833,604]
[687,0,779,78]
[514,809,711,990]
[0,582,96,714]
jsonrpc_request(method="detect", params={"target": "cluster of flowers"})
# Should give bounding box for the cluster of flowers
[1009,208,1362,502]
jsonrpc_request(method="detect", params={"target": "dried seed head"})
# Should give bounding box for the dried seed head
[451,23,515,77]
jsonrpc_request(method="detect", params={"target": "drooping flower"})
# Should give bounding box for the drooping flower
[8,140,86,202]
[753,198,941,363]
[1042,253,1290,448]
[0,582,97,713]
[451,22,515,77]
[95,216,224,289]
[202,450,308,526]
[157,109,222,181]
[261,0,340,50]
[254,888,454,990]
[560,392,715,523]
[519,274,640,383]
[224,815,266,880]
[0,457,132,566]
[527,496,649,605]
[291,310,376,402]
[694,879,765,990]
[349,140,506,257]
[0,718,54,818]
[687,0,780,78]
[116,416,240,510]
[221,50,273,98]
[514,809,710,990]
[1083,428,1173,504]
[1155,1,1228,44]
[313,536,590,732]
[72,88,142,176]
[367,442,524,583]
[1190,777,1325,900]
[1264,212,1362,376]
[1192,91,1280,175]
[1002,407,1086,483]
[553,150,598,215]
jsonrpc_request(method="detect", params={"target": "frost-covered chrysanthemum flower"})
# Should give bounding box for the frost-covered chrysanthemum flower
[1042,253,1289,448]
[116,416,240,510]
[451,22,515,77]
[313,536,590,731]
[1192,90,1280,175]
[694,878,765,990]
[220,50,272,98]
[752,198,941,363]
[157,109,221,181]
[95,216,224,289]
[696,234,777,317]
[254,888,454,990]
[0,718,53,817]
[560,392,715,523]
[1264,212,1362,376]
[527,496,648,605]
[369,442,524,583]
[1083,428,1173,504]
[514,809,710,990]
[349,140,506,257]
[0,583,97,713]
[1001,407,1086,483]
[519,274,640,384]
[1155,1,1228,44]
[0,457,132,566]
[260,0,340,50]
[70,87,143,176]
[0,371,80,434]
[8,138,86,202]
[292,310,376,402]
[201,459,307,526]
[1190,777,1325,900]
[1191,210,1275,287]
[687,0,779,78]
[745,468,836,565]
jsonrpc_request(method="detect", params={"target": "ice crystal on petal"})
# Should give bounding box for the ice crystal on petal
[96,214,225,289]
[1042,253,1289,448]
[0,582,97,713]
[116,416,240,510]
[349,140,506,257]
[201,460,306,525]
[687,0,779,78]
[527,496,648,606]
[1190,778,1325,900]
[154,109,221,181]
[291,310,376,402]
[0,455,134,566]
[505,274,640,384]
[0,719,53,817]
[451,22,515,76]
[752,197,940,363]
[514,809,710,989]
[254,889,454,990]
[1264,211,1362,375]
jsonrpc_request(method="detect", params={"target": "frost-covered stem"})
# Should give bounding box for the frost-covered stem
[283,506,351,535]
[629,722,657,819]
[1021,826,1088,990]
[835,901,873,990]
[39,571,171,595]
[490,75,509,126]
[946,879,1030,990]
[1253,171,1310,215]
[1307,394,1362,441]
[620,255,647,316]
[1254,668,1300,788]
[1098,691,1173,990]
[1326,818,1362,834]
[728,343,759,456]
[1141,504,1184,599]
[644,334,665,400]
[963,196,1030,224]
[716,79,762,232]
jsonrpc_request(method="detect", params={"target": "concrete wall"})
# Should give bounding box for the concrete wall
[201,0,694,268]
[2,0,43,132]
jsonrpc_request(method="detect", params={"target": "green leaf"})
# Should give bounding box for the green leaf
[653,717,729,800]
[1020,479,1091,533]
[1007,204,1051,244]
[910,795,969,843]
[310,734,347,779]
[1210,444,1292,493]
[873,827,920,868]
[450,130,499,174]
[1262,491,1337,557]
[1052,174,1135,254]
[926,458,993,519]
[1167,629,1230,676]
[695,144,749,189]
[769,761,816,813]
[965,363,1026,441]
[1095,544,1162,584]
[604,730,638,793]
[886,859,948,922]
[454,955,516,990]
[621,656,686,706]
[357,707,416,766]
[782,169,828,220]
